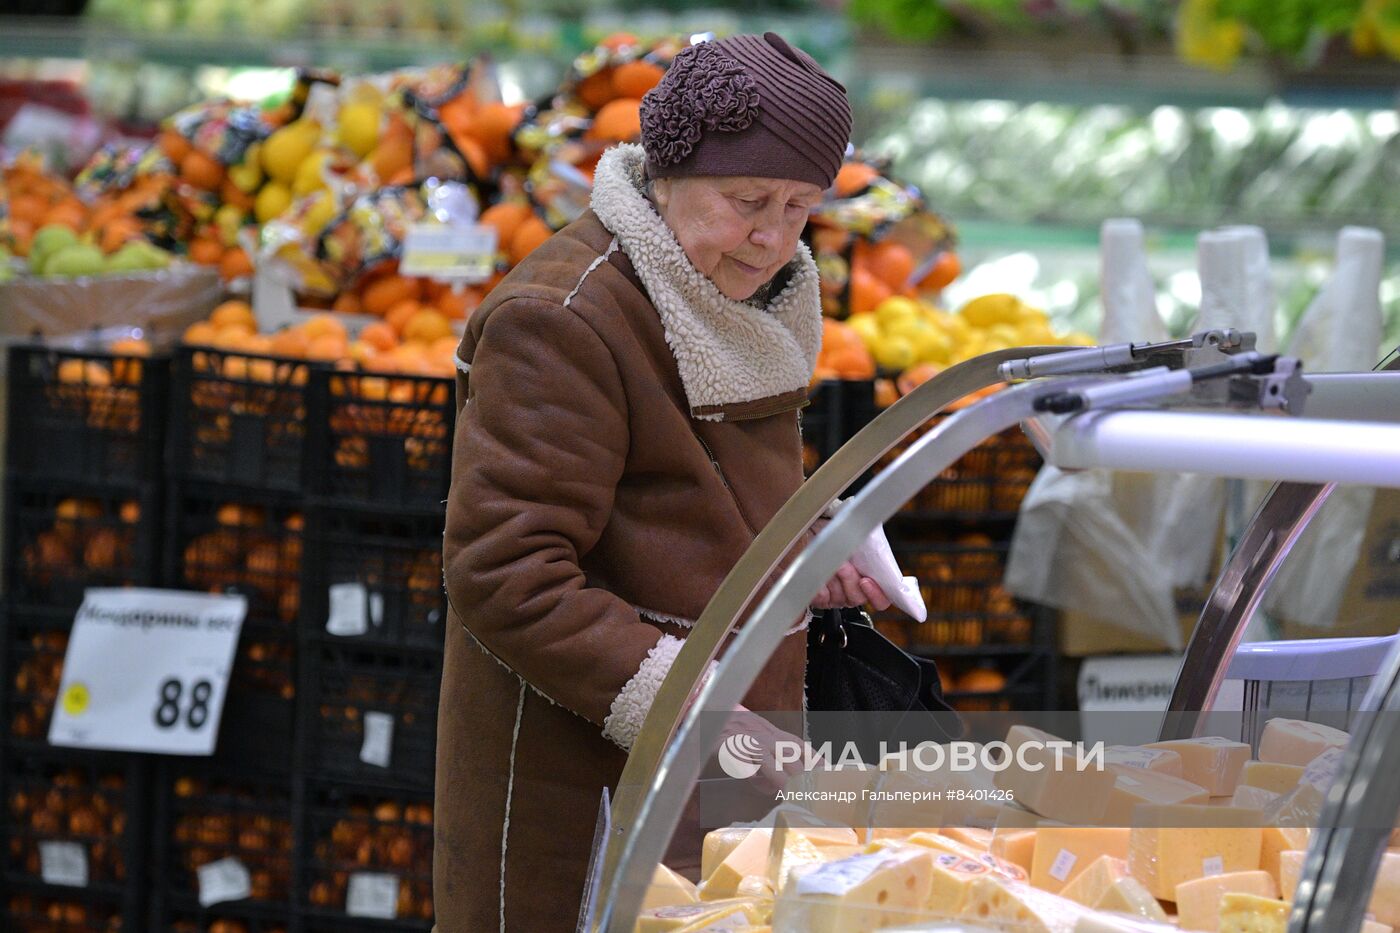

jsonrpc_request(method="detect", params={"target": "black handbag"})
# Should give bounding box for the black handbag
[805,608,961,724]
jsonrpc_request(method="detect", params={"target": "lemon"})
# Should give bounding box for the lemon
[261,120,320,187]
[986,323,1022,347]
[255,182,294,224]
[873,335,916,371]
[950,334,988,365]
[876,296,921,329]
[214,205,246,247]
[958,293,1023,328]
[228,143,263,193]
[942,313,974,347]
[914,327,954,365]
[1016,303,1050,326]
[301,191,338,236]
[336,101,381,159]
[1062,331,1099,347]
[293,150,333,197]
[846,313,881,350]
[1016,321,1058,346]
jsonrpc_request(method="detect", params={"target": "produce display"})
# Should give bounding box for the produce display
[636,718,1393,933]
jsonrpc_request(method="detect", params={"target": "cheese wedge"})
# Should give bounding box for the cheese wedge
[924,852,994,918]
[1098,876,1170,921]
[734,875,773,900]
[636,898,766,933]
[1031,828,1132,895]
[1144,738,1251,796]
[1239,761,1305,796]
[1259,827,1308,892]
[1060,855,1127,907]
[701,829,773,900]
[673,903,769,933]
[644,864,701,911]
[941,827,993,850]
[1268,747,1344,828]
[1107,746,1185,778]
[704,829,763,884]
[963,875,1089,932]
[994,726,1116,826]
[1258,719,1349,767]
[1175,870,1278,931]
[767,830,826,893]
[991,829,1037,874]
[904,831,1028,882]
[1218,892,1289,933]
[771,848,934,933]
[1106,765,1209,826]
[1230,785,1280,812]
[1127,805,1264,900]
[793,826,860,850]
[1276,850,1304,899]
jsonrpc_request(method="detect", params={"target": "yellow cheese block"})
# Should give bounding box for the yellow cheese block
[792,826,860,850]
[703,829,763,884]
[635,898,765,933]
[1258,718,1350,767]
[1218,892,1289,933]
[991,829,1038,874]
[1239,761,1305,796]
[993,725,1116,826]
[735,875,773,899]
[963,875,1089,932]
[1031,828,1132,895]
[1071,914,1179,933]
[1098,875,1170,921]
[1268,747,1344,829]
[1127,805,1264,900]
[673,902,769,933]
[904,830,1029,882]
[925,852,996,918]
[1259,827,1308,892]
[1175,870,1278,931]
[1144,738,1251,797]
[1230,785,1281,812]
[1059,855,1127,907]
[771,848,934,933]
[819,845,864,863]
[767,830,825,893]
[1106,746,1186,778]
[1275,850,1304,899]
[643,864,701,911]
[941,827,993,850]
[701,829,773,900]
[1106,764,1209,826]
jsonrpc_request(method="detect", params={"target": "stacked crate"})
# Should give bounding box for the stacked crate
[1,341,166,932]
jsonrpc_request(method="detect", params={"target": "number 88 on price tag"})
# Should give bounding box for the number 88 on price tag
[49,589,247,756]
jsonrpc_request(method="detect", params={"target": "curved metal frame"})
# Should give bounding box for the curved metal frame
[595,347,1071,930]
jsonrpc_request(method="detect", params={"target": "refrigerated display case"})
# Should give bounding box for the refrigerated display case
[585,337,1400,932]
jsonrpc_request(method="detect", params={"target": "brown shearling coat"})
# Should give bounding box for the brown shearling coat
[434,145,823,932]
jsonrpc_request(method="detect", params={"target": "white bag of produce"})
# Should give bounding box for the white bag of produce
[823,499,926,622]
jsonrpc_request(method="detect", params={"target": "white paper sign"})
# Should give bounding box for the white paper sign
[360,711,395,768]
[327,583,370,637]
[39,841,88,887]
[198,857,252,906]
[1202,856,1225,877]
[347,872,400,919]
[399,223,497,281]
[1078,655,1182,712]
[48,589,246,755]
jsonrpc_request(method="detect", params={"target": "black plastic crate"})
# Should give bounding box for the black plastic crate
[6,343,169,487]
[3,480,161,610]
[301,784,433,929]
[150,764,296,923]
[1,744,149,930]
[307,371,453,511]
[303,644,439,791]
[169,347,321,493]
[3,606,78,746]
[300,510,444,651]
[4,891,125,931]
[163,905,292,933]
[801,379,876,475]
[878,414,1042,519]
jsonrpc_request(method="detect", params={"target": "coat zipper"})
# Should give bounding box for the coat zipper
[694,430,759,537]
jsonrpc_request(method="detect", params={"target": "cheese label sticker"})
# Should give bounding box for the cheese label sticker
[795,853,887,896]
[1203,856,1225,877]
[1118,775,1143,787]
[39,841,88,887]
[1195,737,1236,746]
[1049,848,1078,882]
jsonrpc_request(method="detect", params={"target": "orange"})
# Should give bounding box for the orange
[896,362,944,396]
[269,327,310,358]
[305,333,349,362]
[119,501,141,524]
[189,238,224,265]
[848,267,892,315]
[402,309,453,345]
[99,217,143,254]
[358,321,399,353]
[348,340,379,368]
[600,32,638,52]
[361,275,421,316]
[301,314,348,343]
[429,335,459,359]
[180,150,225,192]
[437,94,477,139]
[455,136,491,181]
[332,291,362,315]
[809,365,840,387]
[867,240,915,293]
[588,99,642,142]
[43,200,87,232]
[210,300,256,331]
[7,193,48,226]
[576,69,617,110]
[216,503,265,528]
[873,377,899,409]
[384,299,421,336]
[918,250,961,292]
[219,247,254,281]
[479,202,533,251]
[509,217,552,266]
[159,129,192,164]
[368,117,413,183]
[835,162,880,198]
[219,178,255,212]
[468,102,522,164]
[611,60,664,100]
[183,322,219,346]
[956,667,1007,693]
[828,345,875,379]
[435,286,481,320]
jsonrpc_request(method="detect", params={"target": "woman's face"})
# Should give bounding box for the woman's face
[653,175,824,301]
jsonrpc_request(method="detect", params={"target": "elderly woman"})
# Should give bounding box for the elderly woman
[435,32,890,930]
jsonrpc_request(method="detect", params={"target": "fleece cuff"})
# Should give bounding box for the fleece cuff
[603,634,691,751]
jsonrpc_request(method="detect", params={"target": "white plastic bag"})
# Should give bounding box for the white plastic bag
[824,500,926,622]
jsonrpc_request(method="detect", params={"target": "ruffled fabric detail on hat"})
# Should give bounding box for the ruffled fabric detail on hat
[640,42,761,168]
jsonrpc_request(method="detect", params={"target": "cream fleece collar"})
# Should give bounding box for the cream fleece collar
[590,144,822,421]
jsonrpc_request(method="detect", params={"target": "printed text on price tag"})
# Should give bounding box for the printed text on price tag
[399,224,497,281]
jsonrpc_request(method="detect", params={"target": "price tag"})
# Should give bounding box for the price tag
[1118,774,1142,787]
[198,856,252,906]
[360,711,395,768]
[1049,848,1077,882]
[48,589,245,756]
[399,224,497,281]
[347,872,400,919]
[39,841,88,887]
[1202,856,1224,877]
[326,583,370,637]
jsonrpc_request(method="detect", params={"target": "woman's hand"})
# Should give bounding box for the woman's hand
[810,561,892,611]
[721,705,806,796]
